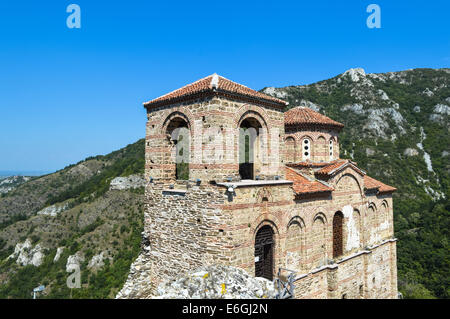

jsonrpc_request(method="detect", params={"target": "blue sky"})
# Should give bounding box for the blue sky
[0,0,448,173]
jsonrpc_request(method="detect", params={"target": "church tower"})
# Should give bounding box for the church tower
[119,74,398,299]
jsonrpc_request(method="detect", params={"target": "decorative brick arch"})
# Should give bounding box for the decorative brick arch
[251,214,281,236]
[335,173,364,198]
[285,136,296,163]
[367,202,378,235]
[161,109,193,133]
[299,134,314,143]
[316,135,327,161]
[287,215,306,230]
[234,104,271,130]
[380,200,389,233]
[311,211,328,226]
[352,208,362,247]
[317,134,326,141]
[256,187,273,202]
[286,216,306,272]
[311,212,328,268]
[235,110,269,145]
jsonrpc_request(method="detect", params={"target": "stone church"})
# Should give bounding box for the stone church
[120,74,398,299]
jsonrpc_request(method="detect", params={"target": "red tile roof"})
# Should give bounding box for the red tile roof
[285,167,334,196]
[287,159,365,177]
[284,107,344,130]
[364,175,397,194]
[285,166,396,196]
[286,160,341,169]
[144,74,288,109]
[314,160,348,174]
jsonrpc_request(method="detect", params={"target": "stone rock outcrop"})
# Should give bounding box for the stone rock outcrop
[404,148,419,156]
[0,176,30,194]
[8,238,45,267]
[87,251,111,270]
[116,253,153,299]
[53,247,64,262]
[110,175,146,190]
[343,68,366,82]
[37,203,68,217]
[153,265,277,299]
[366,148,375,156]
[66,251,85,272]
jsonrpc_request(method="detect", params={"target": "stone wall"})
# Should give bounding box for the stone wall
[208,165,398,299]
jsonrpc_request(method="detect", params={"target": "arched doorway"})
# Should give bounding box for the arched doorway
[333,211,344,258]
[239,118,262,180]
[255,225,274,280]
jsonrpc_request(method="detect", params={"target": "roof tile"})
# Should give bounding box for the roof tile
[285,167,334,195]
[144,74,288,108]
[364,175,397,193]
[284,107,344,129]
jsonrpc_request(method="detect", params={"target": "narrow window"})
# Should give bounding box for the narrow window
[302,138,311,161]
[333,211,344,258]
[329,139,334,160]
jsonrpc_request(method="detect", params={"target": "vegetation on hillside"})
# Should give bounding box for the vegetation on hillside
[0,140,145,299]
[45,139,145,206]
[264,68,449,298]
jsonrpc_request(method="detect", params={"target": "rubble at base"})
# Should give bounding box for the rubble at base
[153,265,277,299]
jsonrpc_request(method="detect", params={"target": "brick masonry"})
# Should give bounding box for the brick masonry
[118,89,398,299]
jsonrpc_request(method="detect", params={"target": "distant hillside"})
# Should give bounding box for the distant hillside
[0,176,31,195]
[262,68,450,298]
[0,139,145,298]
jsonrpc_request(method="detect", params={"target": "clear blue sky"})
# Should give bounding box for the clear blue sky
[0,0,448,173]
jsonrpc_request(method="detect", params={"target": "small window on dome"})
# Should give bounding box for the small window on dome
[329,139,334,160]
[302,138,311,160]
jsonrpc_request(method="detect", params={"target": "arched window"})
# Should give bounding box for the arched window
[166,116,190,180]
[239,118,262,180]
[302,138,311,161]
[333,211,344,258]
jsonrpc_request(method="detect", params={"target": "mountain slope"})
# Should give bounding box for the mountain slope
[262,67,450,298]
[0,140,146,298]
